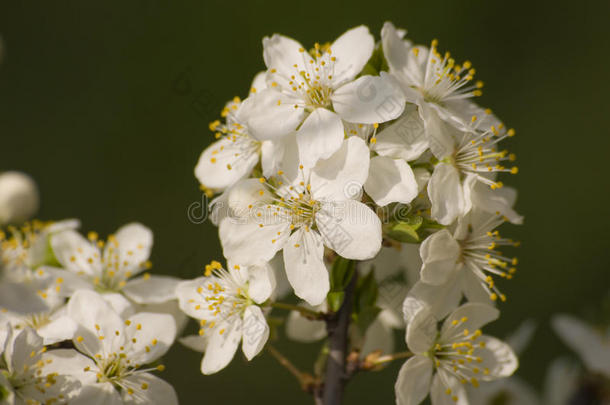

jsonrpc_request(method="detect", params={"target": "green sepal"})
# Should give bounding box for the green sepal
[352,270,381,334]
[383,216,424,243]
[327,257,355,311]
[327,291,345,313]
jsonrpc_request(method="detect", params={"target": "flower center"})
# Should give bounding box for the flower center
[453,116,518,190]
[197,262,251,337]
[432,317,489,399]
[270,42,337,112]
[419,39,483,104]
[207,98,262,173]
[461,220,519,302]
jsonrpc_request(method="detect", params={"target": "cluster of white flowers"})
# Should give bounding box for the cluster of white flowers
[189,22,523,404]
[0,220,181,404]
[1,22,532,405]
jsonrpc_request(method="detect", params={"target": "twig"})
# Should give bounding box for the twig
[271,301,324,319]
[320,270,357,405]
[267,345,316,391]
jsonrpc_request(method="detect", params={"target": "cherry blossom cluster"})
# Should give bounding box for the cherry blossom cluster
[189,22,523,404]
[0,219,181,404]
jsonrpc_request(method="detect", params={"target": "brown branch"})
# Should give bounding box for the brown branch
[319,270,357,405]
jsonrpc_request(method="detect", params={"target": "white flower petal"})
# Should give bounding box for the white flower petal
[179,334,207,353]
[477,335,519,379]
[420,105,456,160]
[106,223,153,276]
[5,327,43,373]
[247,262,276,304]
[395,355,433,405]
[226,178,274,215]
[364,156,418,206]
[261,136,297,179]
[332,73,405,124]
[459,268,492,303]
[317,200,382,261]
[175,278,207,319]
[419,229,461,285]
[329,25,374,85]
[219,216,291,266]
[122,275,180,305]
[71,383,123,405]
[404,277,462,323]
[285,303,326,343]
[67,290,124,357]
[296,108,344,169]
[243,89,307,140]
[201,320,242,374]
[102,292,135,318]
[361,317,394,357]
[283,228,329,306]
[428,162,465,225]
[310,136,370,202]
[0,282,50,314]
[51,230,102,276]
[430,372,468,405]
[249,70,267,94]
[194,136,259,191]
[441,303,500,337]
[373,104,428,161]
[38,315,77,345]
[543,357,580,405]
[470,182,523,225]
[552,314,610,376]
[406,307,437,353]
[505,319,537,356]
[381,22,409,77]
[42,348,97,386]
[124,312,176,365]
[122,373,178,405]
[262,34,311,81]
[241,306,269,361]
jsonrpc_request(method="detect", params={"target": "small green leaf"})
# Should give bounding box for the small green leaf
[354,306,382,335]
[353,270,381,334]
[329,256,355,292]
[355,270,378,310]
[383,219,423,243]
[327,291,345,312]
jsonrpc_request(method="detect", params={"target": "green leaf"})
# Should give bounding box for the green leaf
[353,270,381,334]
[383,217,424,243]
[355,270,378,310]
[354,306,382,335]
[329,256,355,292]
[314,344,329,377]
[327,291,345,312]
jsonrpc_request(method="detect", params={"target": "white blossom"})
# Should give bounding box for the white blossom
[218,137,382,305]
[63,290,178,405]
[395,303,518,405]
[175,260,274,374]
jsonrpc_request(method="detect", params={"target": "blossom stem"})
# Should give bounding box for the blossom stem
[267,345,316,392]
[267,345,304,381]
[270,302,324,319]
[321,264,357,405]
[372,351,413,366]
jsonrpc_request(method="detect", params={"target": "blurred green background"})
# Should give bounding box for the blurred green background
[1,0,609,403]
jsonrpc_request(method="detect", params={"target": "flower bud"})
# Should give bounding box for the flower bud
[0,171,39,225]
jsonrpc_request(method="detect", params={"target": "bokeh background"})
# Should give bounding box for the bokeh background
[1,0,609,403]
